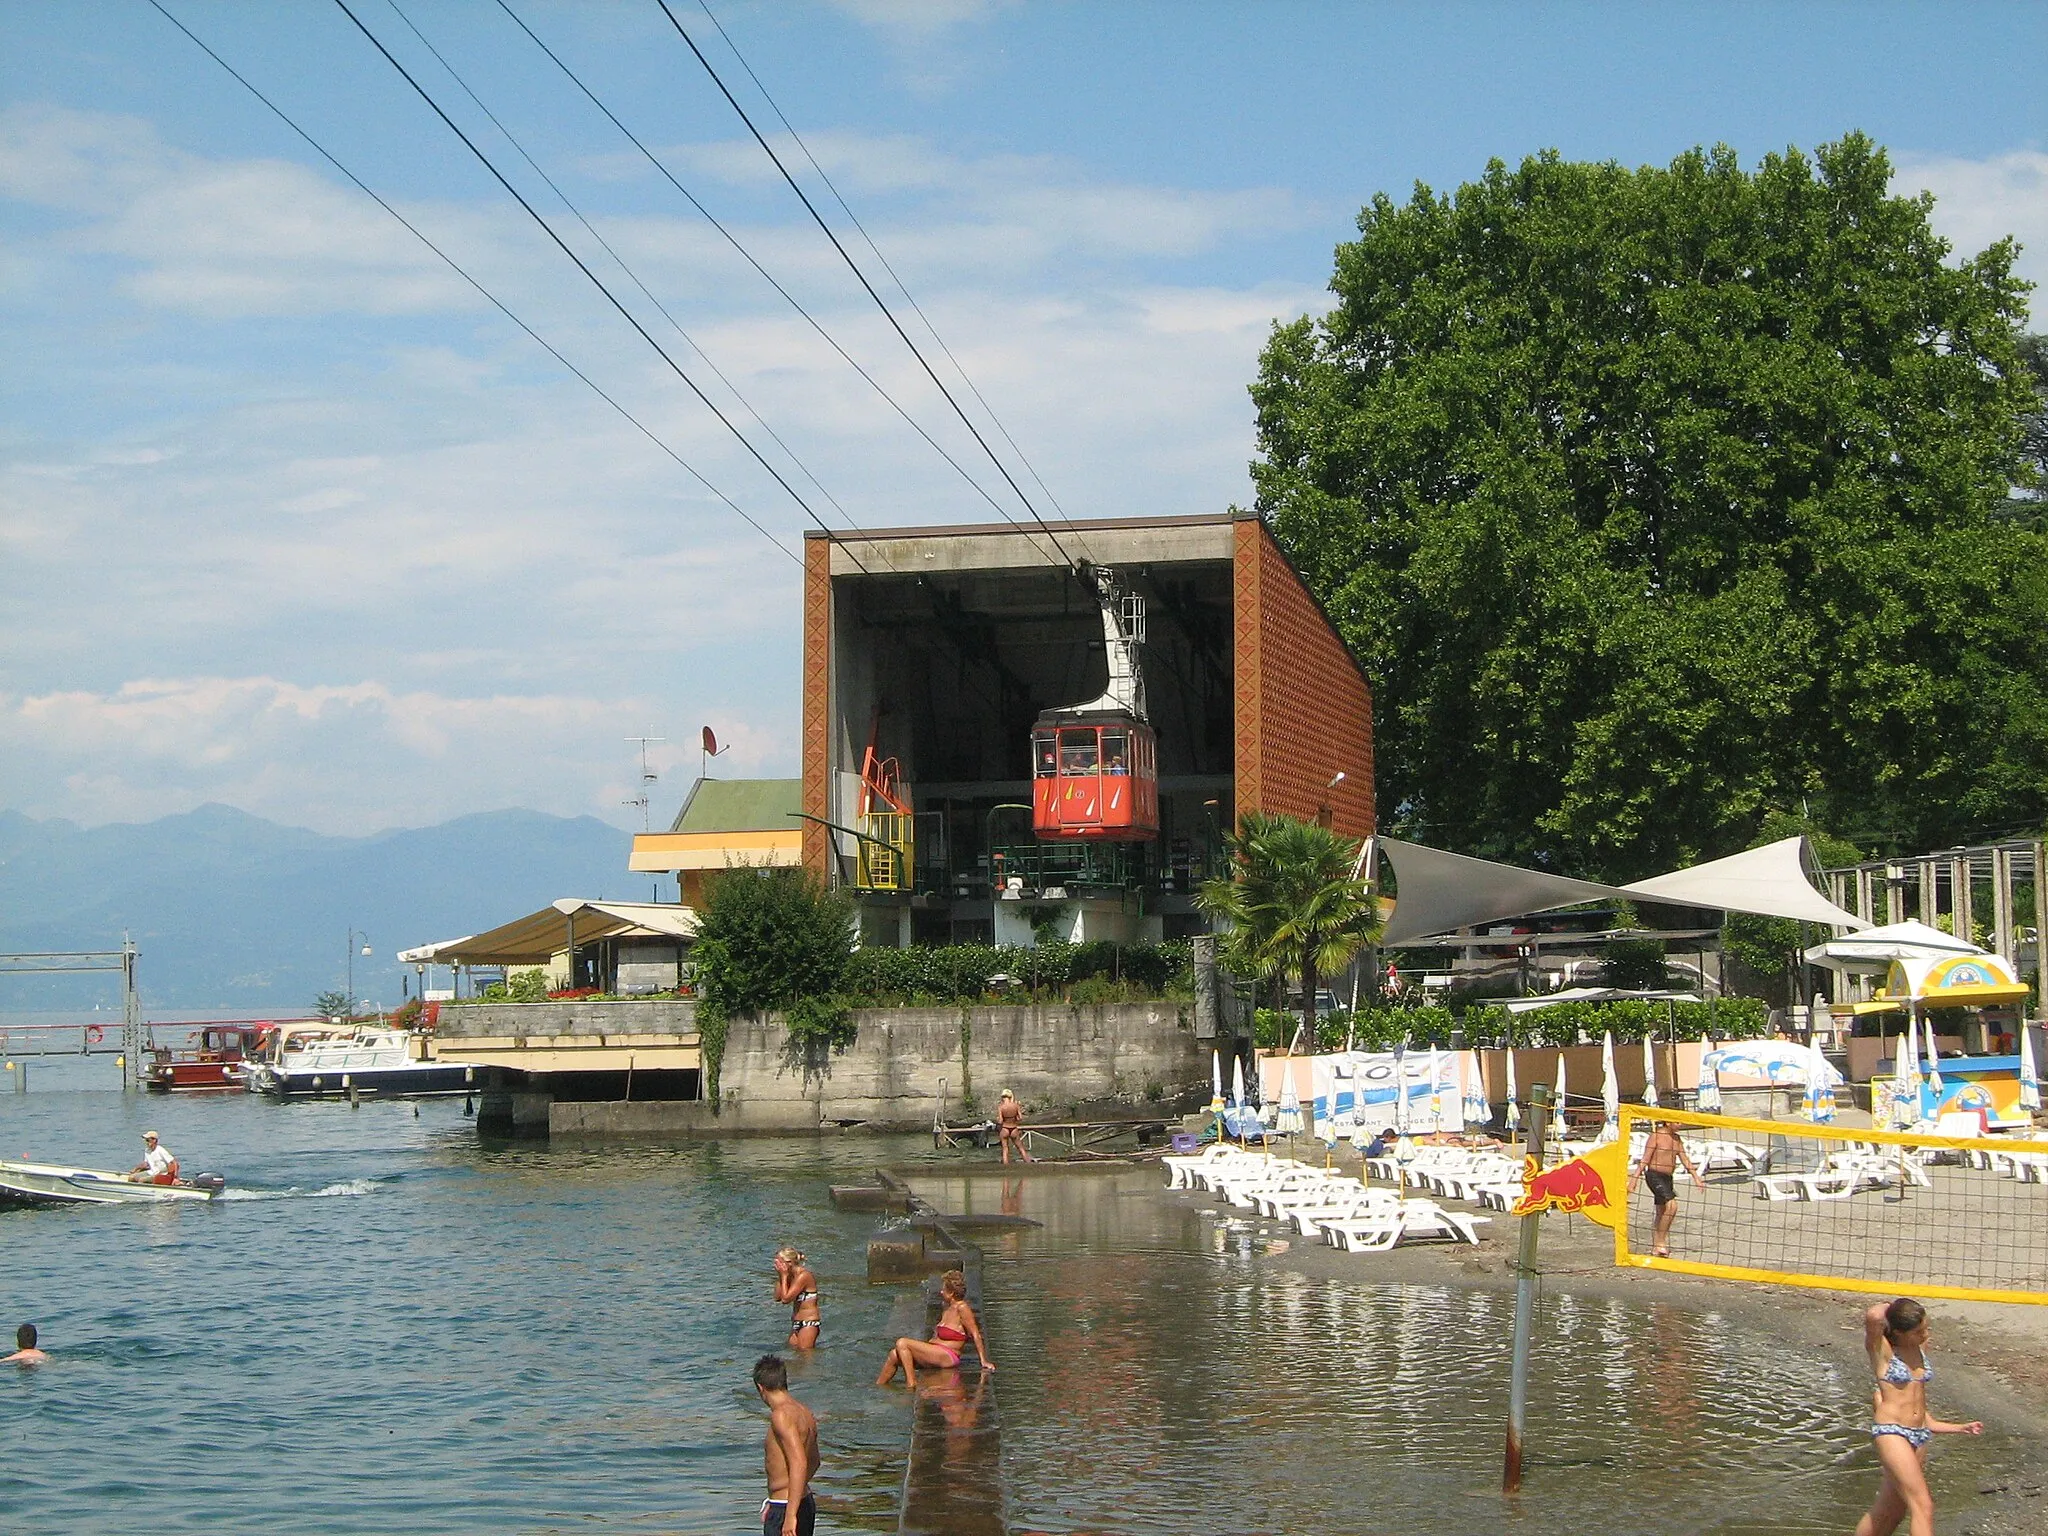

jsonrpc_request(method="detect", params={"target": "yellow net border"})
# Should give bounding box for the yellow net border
[1609,1104,2048,1308]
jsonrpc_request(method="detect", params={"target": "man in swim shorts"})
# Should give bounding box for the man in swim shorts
[1629,1120,1704,1257]
[755,1355,819,1536]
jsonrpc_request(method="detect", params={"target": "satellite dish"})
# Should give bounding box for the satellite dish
[702,726,719,756]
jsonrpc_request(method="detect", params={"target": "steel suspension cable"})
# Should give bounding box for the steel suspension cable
[145,0,800,566]
[654,0,1076,570]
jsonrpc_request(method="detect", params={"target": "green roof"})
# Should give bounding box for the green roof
[670,777,802,834]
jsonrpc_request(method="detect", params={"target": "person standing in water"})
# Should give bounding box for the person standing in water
[1854,1297,1981,1536]
[875,1269,994,1389]
[773,1246,821,1351]
[754,1355,819,1536]
[3,1324,47,1365]
[1628,1120,1704,1258]
[996,1089,1032,1165]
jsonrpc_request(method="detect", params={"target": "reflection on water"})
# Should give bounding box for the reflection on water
[924,1168,2003,1536]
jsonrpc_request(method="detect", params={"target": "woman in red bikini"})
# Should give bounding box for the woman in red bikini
[875,1269,994,1388]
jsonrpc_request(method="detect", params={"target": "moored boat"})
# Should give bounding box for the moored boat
[245,1025,475,1099]
[0,1158,226,1208]
[146,1023,276,1093]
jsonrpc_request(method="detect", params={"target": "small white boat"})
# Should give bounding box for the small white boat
[0,1158,226,1208]
[245,1025,474,1099]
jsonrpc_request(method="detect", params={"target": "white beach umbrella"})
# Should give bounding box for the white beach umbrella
[2020,1025,2041,1114]
[1394,1045,1410,1135]
[1641,1034,1660,1109]
[1277,1061,1304,1135]
[1803,1041,1836,1123]
[1600,1031,1621,1142]
[1504,1046,1522,1138]
[1230,1054,1248,1142]
[1427,1045,1445,1133]
[1554,1050,1569,1145]
[1922,1014,1943,1107]
[1462,1049,1488,1130]
[1696,1034,1721,1113]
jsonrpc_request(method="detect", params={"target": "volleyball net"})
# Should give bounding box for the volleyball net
[1522,1105,2048,1307]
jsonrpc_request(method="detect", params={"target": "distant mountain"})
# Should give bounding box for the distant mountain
[0,805,638,1014]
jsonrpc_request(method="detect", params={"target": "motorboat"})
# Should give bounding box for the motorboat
[146,1022,276,1093]
[245,1024,476,1099]
[0,1158,225,1208]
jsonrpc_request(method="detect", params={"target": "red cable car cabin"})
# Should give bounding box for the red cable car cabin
[1031,715,1158,840]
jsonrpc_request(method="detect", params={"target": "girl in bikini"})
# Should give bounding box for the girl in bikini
[1853,1297,1981,1536]
[773,1246,822,1351]
[875,1269,994,1388]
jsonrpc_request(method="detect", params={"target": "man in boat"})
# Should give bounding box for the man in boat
[754,1355,818,1536]
[126,1130,178,1185]
[4,1324,48,1366]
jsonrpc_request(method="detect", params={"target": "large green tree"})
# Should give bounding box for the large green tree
[1251,135,2044,879]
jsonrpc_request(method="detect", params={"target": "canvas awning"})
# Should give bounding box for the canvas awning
[1498,987,1701,1014]
[397,900,699,968]
[1883,950,2028,1009]
[1378,834,1867,946]
[1802,920,1980,970]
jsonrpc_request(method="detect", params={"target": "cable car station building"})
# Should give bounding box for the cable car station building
[801,511,1375,947]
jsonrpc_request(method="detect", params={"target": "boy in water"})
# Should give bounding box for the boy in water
[4,1324,48,1365]
[754,1355,819,1536]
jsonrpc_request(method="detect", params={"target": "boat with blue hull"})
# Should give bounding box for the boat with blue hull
[245,1025,477,1099]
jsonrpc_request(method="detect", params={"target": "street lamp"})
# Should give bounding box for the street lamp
[346,930,372,1019]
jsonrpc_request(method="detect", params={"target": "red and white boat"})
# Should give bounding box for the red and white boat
[145,1022,279,1093]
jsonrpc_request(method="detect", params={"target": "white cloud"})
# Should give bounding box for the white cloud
[0,677,797,834]
[1894,150,2048,298]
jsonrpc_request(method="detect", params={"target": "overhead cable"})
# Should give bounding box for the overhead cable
[145,0,800,566]
[331,0,867,572]
[654,0,1076,570]
[382,0,858,531]
[492,0,1052,550]
[694,0,1072,524]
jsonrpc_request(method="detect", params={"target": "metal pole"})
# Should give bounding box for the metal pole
[1504,1082,1551,1494]
[122,938,141,1092]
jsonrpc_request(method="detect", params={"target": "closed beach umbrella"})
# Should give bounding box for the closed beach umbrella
[1898,1012,1921,1126]
[1230,1054,1248,1142]
[1277,1061,1304,1135]
[1600,1031,1620,1142]
[1505,1047,1522,1138]
[1394,1045,1410,1135]
[1555,1049,1569,1128]
[2020,1024,2042,1114]
[1641,1035,1660,1109]
[1462,1050,1488,1130]
[1697,1035,1721,1113]
[1922,1015,1943,1110]
[1211,1050,1225,1114]
[1427,1045,1445,1133]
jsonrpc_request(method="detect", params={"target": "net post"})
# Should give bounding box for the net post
[1505,1081,1551,1494]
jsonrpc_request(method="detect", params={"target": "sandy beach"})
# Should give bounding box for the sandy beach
[1148,1150,2048,1536]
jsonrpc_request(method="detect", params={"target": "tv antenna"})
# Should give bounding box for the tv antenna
[624,734,665,832]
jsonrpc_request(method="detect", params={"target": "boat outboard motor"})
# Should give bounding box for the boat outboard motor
[187,1174,227,1195]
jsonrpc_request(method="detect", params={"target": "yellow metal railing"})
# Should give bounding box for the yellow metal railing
[856,812,915,892]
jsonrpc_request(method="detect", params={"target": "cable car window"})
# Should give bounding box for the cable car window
[1101,729,1130,774]
[1059,729,1099,774]
[1033,733,1058,777]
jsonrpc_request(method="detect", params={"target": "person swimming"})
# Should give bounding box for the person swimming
[1853,1297,1981,1536]
[773,1246,821,1351]
[3,1324,48,1366]
[874,1269,994,1389]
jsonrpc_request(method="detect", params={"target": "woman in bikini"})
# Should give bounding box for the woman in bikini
[773,1246,822,1351]
[1853,1297,1981,1536]
[875,1269,994,1388]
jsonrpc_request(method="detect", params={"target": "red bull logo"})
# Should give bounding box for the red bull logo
[1512,1154,1613,1217]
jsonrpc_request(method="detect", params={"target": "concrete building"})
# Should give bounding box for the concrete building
[801,511,1375,946]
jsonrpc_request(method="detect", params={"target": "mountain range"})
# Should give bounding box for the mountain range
[0,805,638,1014]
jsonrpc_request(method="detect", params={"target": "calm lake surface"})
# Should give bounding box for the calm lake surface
[0,1066,2010,1534]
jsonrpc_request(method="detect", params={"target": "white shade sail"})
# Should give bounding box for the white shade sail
[1622,836,1866,929]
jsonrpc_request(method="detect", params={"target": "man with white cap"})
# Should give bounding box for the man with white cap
[126,1130,178,1185]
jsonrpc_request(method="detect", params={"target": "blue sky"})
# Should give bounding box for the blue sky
[3,0,2043,835]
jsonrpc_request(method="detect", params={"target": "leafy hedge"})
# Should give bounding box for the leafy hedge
[1256,996,1772,1051]
[841,940,1192,1005]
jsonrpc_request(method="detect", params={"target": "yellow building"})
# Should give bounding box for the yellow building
[628,777,803,907]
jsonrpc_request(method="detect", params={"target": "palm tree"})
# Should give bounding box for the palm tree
[1198,812,1380,1053]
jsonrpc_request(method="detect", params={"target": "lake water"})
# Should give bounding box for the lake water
[0,1070,2013,1534]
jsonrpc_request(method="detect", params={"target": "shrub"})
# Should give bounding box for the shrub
[840,940,1192,1005]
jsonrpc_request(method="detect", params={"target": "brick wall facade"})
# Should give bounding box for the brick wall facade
[1233,516,1375,839]
[801,534,833,877]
